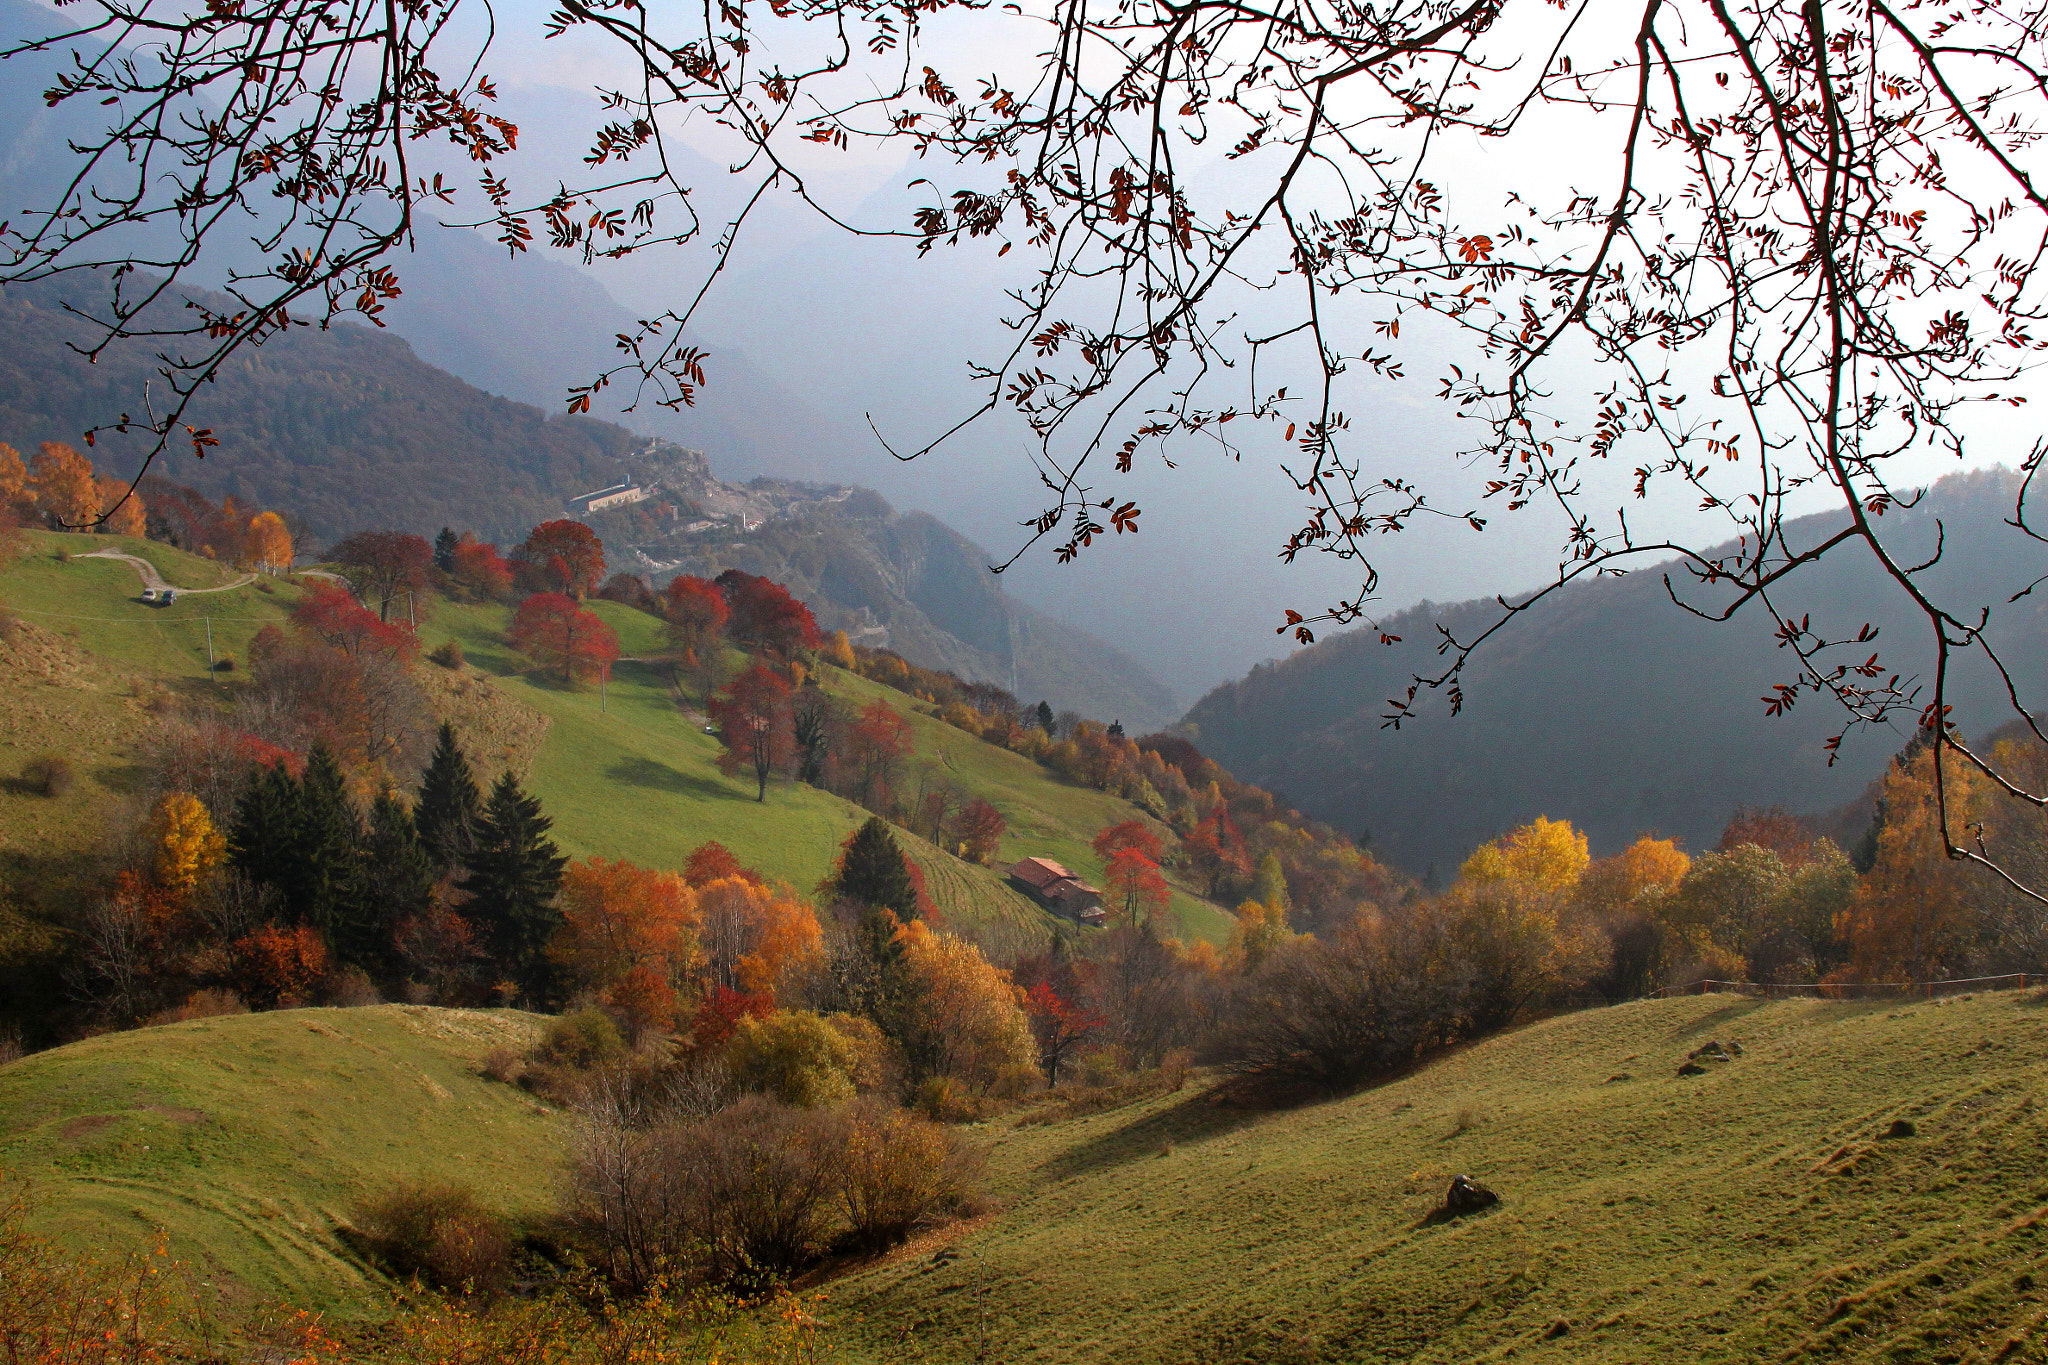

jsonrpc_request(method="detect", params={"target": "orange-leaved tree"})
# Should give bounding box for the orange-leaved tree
[29,442,97,527]
[551,857,701,1006]
[694,875,822,995]
[1837,741,1988,982]
[241,511,294,573]
[509,592,619,684]
[94,476,146,537]
[232,925,327,1010]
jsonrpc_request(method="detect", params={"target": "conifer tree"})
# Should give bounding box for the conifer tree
[355,791,436,977]
[414,722,482,874]
[229,762,301,890]
[1035,700,1056,733]
[291,742,368,947]
[433,526,459,573]
[461,772,568,1003]
[830,817,920,921]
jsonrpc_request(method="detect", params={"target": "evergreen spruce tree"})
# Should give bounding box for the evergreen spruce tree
[433,526,460,573]
[291,742,368,947]
[354,791,436,978]
[229,761,301,891]
[1035,700,1056,733]
[831,817,920,921]
[414,722,483,874]
[461,772,568,1004]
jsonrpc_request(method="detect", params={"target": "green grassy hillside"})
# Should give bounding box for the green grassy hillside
[0,533,1225,942]
[0,533,301,888]
[829,990,2048,1364]
[413,599,1230,944]
[0,1004,562,1315]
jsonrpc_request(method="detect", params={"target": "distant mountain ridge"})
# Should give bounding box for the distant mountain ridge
[0,272,1180,727]
[1182,470,2048,873]
[601,477,1182,729]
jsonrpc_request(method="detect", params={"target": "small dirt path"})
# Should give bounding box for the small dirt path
[77,549,257,595]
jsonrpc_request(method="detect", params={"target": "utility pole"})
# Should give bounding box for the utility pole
[204,617,215,680]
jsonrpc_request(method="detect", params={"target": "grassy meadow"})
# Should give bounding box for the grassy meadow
[0,1005,562,1315]
[828,989,2048,1365]
[8,987,2048,1360]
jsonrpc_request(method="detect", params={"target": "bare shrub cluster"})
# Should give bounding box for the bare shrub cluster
[565,1095,981,1292]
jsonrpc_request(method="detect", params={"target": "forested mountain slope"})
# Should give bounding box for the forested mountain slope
[1183,470,2048,872]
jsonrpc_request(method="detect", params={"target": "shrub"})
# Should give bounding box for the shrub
[350,1184,513,1294]
[728,1011,861,1108]
[143,989,247,1026]
[535,1009,626,1070]
[430,640,465,670]
[21,755,73,798]
[566,1096,840,1291]
[321,967,381,1007]
[211,656,236,673]
[1214,908,1470,1090]
[834,1100,981,1251]
[479,1047,525,1085]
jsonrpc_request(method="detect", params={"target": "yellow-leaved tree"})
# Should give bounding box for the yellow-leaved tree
[241,511,294,573]
[1459,814,1590,892]
[1576,836,1692,1000]
[148,792,226,895]
[1446,815,1596,1029]
[894,919,1038,1096]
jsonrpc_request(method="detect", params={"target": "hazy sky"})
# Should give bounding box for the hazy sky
[396,0,2048,696]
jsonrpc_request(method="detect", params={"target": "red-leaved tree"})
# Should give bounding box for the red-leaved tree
[289,583,417,659]
[509,592,620,683]
[327,530,433,621]
[449,533,514,602]
[951,797,1006,866]
[843,699,913,812]
[1105,847,1172,925]
[716,570,820,656]
[515,520,606,598]
[1093,819,1164,866]
[663,574,729,658]
[708,664,795,801]
[682,839,765,889]
[1022,981,1107,1087]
